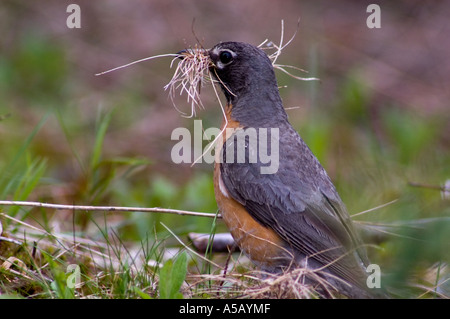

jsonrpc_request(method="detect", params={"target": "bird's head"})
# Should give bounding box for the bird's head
[207,42,278,103]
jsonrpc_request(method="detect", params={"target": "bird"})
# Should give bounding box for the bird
[183,41,381,298]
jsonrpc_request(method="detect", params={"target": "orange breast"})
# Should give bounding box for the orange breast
[213,104,287,269]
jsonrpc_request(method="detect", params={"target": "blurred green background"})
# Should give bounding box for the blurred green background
[0,0,449,298]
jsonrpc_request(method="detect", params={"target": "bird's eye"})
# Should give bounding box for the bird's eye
[219,50,233,64]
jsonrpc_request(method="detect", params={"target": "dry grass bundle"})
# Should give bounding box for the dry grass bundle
[187,267,338,299]
[164,45,213,118]
[96,20,318,121]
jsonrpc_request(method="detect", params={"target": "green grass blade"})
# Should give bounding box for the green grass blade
[90,110,112,171]
[159,251,187,299]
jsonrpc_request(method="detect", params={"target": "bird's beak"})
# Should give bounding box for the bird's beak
[177,50,188,59]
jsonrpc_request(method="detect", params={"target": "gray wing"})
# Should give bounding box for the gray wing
[220,123,369,287]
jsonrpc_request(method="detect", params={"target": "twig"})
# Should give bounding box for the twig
[0,200,219,219]
[408,181,450,192]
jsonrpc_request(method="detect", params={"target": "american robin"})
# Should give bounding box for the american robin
[182,42,379,298]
